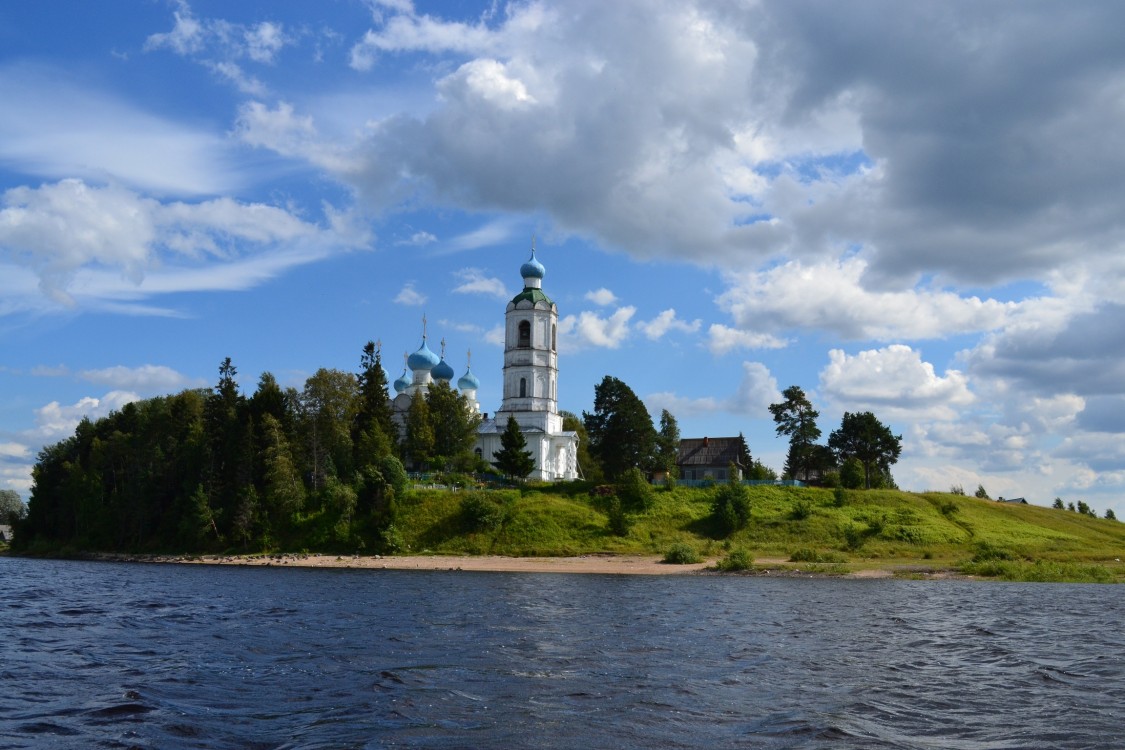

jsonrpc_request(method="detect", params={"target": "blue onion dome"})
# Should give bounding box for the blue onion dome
[520,248,545,281]
[393,369,411,393]
[432,357,455,382]
[407,338,439,371]
[458,368,480,391]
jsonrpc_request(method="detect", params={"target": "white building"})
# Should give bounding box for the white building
[388,248,579,481]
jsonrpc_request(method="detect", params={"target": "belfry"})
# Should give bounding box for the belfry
[388,245,579,481]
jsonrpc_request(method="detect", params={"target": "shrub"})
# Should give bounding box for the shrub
[663,543,701,564]
[840,458,865,490]
[938,500,958,517]
[606,496,631,537]
[971,541,1017,562]
[843,523,865,551]
[831,486,848,508]
[711,481,751,537]
[790,548,846,564]
[460,493,505,532]
[616,467,653,511]
[790,499,813,520]
[715,549,753,571]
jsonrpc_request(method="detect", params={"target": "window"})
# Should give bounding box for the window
[518,320,531,348]
[519,378,527,398]
[552,323,557,351]
[474,448,482,459]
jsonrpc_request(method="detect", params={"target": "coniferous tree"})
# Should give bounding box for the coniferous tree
[583,376,657,479]
[561,411,603,483]
[493,416,535,481]
[768,386,822,482]
[426,380,482,471]
[828,411,902,490]
[259,413,305,530]
[354,341,397,465]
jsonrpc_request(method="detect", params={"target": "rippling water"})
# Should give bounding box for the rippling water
[1,557,1122,749]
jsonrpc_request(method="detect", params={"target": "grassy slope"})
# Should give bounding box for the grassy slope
[393,484,1125,582]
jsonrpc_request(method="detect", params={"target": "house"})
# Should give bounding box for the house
[676,436,746,482]
[998,497,1028,504]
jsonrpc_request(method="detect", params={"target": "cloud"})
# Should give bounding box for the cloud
[0,443,30,459]
[31,391,141,441]
[77,365,203,394]
[647,362,780,417]
[584,288,618,306]
[452,268,509,299]
[0,180,356,309]
[638,309,701,341]
[399,230,437,246]
[394,282,426,306]
[557,306,636,351]
[716,258,1016,342]
[0,64,240,195]
[707,323,787,355]
[145,2,294,92]
[820,345,974,420]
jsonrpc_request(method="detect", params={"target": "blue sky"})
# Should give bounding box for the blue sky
[3,1,1125,517]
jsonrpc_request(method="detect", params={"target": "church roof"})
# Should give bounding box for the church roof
[511,287,554,305]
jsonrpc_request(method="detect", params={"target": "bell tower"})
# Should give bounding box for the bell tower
[496,244,561,435]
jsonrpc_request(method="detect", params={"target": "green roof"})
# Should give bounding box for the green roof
[511,287,553,305]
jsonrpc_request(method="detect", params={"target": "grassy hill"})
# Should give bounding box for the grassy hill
[391,483,1125,582]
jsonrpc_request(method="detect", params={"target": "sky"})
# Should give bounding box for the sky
[2,0,1125,517]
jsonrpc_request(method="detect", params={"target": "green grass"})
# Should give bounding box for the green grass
[383,484,1125,582]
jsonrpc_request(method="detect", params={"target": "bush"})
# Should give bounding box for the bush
[715,549,753,571]
[606,496,631,537]
[616,467,653,511]
[663,543,701,564]
[831,486,848,508]
[790,499,813,520]
[971,541,1017,562]
[842,523,865,551]
[460,493,506,532]
[711,481,751,537]
[840,458,865,490]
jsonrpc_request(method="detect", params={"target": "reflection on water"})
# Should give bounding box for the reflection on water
[1,557,1122,749]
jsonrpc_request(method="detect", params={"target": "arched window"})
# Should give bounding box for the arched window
[474,447,482,459]
[552,323,557,351]
[518,320,531,348]
[519,378,527,398]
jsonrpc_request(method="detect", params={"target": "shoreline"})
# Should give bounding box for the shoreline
[74,551,965,579]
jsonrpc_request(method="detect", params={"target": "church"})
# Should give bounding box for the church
[388,247,579,481]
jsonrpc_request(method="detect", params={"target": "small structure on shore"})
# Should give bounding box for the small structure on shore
[676,437,747,482]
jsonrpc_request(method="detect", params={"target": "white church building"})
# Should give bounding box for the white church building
[388,248,579,481]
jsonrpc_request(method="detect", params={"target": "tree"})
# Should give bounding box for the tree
[768,386,822,482]
[1053,497,1065,509]
[354,341,397,465]
[975,484,990,499]
[655,409,681,477]
[745,459,777,481]
[403,392,434,470]
[583,376,657,479]
[300,368,360,488]
[1107,509,1118,521]
[258,413,305,529]
[0,489,26,523]
[711,472,751,536]
[426,380,482,471]
[493,416,535,481]
[827,411,902,490]
[562,411,603,483]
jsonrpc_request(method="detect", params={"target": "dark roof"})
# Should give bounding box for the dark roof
[676,437,744,468]
[510,287,554,306]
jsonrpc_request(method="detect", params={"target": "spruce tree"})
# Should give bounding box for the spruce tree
[494,416,535,481]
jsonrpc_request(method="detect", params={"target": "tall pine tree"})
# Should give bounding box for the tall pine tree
[493,416,535,481]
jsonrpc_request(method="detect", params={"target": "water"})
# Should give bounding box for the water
[1,558,1122,749]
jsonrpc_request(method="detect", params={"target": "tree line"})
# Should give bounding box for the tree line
[13,343,480,554]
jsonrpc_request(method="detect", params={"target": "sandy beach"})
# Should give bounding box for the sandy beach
[95,552,923,578]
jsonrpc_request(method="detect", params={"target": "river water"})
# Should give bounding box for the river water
[1,557,1121,749]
